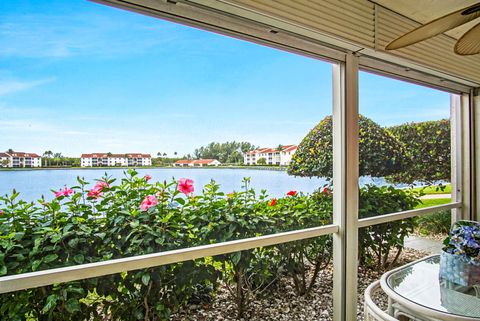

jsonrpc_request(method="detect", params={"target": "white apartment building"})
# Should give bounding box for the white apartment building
[0,152,42,168]
[80,153,152,167]
[244,145,297,166]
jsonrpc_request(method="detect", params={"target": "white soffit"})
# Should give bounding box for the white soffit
[371,0,480,39]
[93,0,479,89]
[216,0,480,87]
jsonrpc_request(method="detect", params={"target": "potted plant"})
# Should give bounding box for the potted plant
[440,220,480,286]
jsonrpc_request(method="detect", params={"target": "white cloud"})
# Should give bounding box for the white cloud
[0,12,195,59]
[0,78,54,96]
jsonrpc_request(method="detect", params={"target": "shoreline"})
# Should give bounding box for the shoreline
[0,165,287,172]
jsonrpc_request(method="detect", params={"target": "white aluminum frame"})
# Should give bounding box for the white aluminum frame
[0,2,477,321]
[0,224,337,294]
[332,53,359,321]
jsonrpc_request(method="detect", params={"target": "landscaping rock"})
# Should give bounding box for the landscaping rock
[171,248,428,321]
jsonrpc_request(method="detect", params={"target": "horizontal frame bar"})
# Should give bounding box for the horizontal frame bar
[92,0,346,63]
[357,202,462,228]
[0,224,338,294]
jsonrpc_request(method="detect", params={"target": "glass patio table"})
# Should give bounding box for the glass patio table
[380,255,480,321]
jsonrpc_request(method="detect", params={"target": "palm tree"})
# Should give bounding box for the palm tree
[43,150,53,167]
[157,152,162,158]
[163,152,167,157]
[174,151,178,157]
[53,152,63,166]
[7,148,13,154]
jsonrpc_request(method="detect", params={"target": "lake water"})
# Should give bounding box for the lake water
[0,168,388,202]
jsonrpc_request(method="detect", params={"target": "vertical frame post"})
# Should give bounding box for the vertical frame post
[472,89,479,221]
[460,92,474,220]
[333,53,359,321]
[451,94,462,222]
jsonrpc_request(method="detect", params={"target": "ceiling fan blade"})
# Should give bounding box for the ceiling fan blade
[386,3,480,50]
[455,22,480,55]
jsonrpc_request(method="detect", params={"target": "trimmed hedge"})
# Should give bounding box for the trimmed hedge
[288,115,407,178]
[388,119,450,184]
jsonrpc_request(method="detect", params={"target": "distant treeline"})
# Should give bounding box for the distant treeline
[41,151,80,167]
[193,141,257,164]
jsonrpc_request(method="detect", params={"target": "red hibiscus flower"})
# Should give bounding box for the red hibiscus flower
[268,198,277,206]
[286,190,297,196]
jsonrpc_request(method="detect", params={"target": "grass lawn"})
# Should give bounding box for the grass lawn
[415,197,451,209]
[409,184,451,195]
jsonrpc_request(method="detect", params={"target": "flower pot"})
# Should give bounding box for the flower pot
[439,250,480,286]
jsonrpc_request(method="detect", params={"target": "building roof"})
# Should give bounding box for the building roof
[81,153,151,158]
[174,159,220,165]
[6,152,41,158]
[175,160,193,164]
[193,159,220,164]
[245,145,297,155]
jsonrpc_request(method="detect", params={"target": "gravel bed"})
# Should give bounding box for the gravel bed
[171,248,429,321]
[412,232,447,242]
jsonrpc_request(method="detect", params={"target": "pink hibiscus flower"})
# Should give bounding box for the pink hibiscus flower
[54,187,74,198]
[178,178,194,195]
[87,186,103,198]
[0,209,3,216]
[94,181,109,190]
[145,174,152,181]
[140,195,158,211]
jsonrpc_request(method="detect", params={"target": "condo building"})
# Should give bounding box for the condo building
[244,145,297,166]
[0,151,42,168]
[80,153,152,167]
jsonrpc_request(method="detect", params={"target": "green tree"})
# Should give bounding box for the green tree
[43,150,53,167]
[194,141,257,164]
[257,157,267,165]
[388,119,450,184]
[288,115,407,178]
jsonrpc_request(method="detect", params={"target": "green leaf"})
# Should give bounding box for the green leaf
[0,265,7,276]
[73,254,84,264]
[68,238,79,248]
[141,273,151,286]
[65,298,81,313]
[130,220,139,228]
[42,294,59,314]
[44,254,58,264]
[231,252,241,265]
[174,197,185,205]
[32,260,42,271]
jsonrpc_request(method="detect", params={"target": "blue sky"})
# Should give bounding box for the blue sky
[0,0,451,157]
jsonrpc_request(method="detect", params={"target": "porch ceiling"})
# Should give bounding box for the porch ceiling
[93,0,480,87]
[371,0,480,39]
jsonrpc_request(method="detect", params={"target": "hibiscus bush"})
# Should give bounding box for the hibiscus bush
[358,185,420,269]
[0,171,418,320]
[267,189,333,296]
[0,171,220,321]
